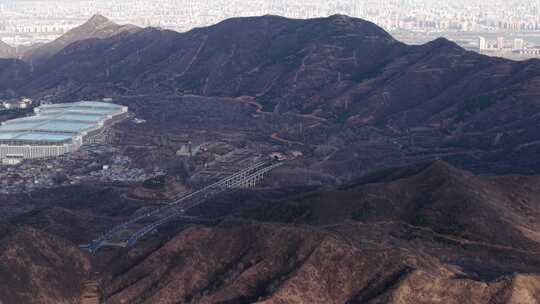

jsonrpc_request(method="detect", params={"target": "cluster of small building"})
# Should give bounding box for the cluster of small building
[270,150,303,161]
[0,99,175,194]
[0,98,33,110]
[479,36,540,55]
[0,140,164,194]
[0,162,62,193]
[89,155,165,183]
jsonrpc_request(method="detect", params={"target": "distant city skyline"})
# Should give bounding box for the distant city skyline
[1,0,540,59]
[2,1,540,34]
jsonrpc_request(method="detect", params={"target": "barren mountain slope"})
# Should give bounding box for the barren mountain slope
[1,15,540,174]
[99,220,540,304]
[0,224,91,304]
[22,14,140,63]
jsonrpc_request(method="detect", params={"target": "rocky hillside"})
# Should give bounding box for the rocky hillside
[100,219,540,304]
[2,162,540,303]
[22,14,139,63]
[3,14,539,132]
[0,224,91,304]
[1,14,540,174]
[89,161,540,303]
[2,14,540,303]
[250,161,540,250]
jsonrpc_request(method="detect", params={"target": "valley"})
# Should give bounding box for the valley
[1,13,540,304]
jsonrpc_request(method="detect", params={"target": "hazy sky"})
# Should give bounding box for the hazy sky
[1,0,539,44]
[1,0,539,61]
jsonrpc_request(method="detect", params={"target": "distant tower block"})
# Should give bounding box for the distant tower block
[479,36,487,51]
[497,37,505,50]
[513,38,525,51]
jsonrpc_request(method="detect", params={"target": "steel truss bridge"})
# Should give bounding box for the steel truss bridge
[81,160,283,253]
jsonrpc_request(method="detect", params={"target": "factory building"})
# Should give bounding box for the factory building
[0,101,128,164]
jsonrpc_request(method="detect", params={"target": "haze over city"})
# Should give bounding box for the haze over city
[2,0,540,59]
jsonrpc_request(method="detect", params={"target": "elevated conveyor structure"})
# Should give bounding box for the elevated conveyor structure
[82,160,284,253]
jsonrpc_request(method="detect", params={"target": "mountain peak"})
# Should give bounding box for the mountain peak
[86,14,111,25]
[22,13,136,62]
[328,14,351,20]
[424,37,463,51]
[427,159,457,170]
[327,13,375,26]
[416,160,474,184]
[324,14,396,42]
[81,14,116,30]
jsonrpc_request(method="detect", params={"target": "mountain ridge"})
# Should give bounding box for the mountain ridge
[2,161,540,303]
[2,14,540,176]
[3,14,540,304]
[97,161,540,303]
[243,160,540,266]
[22,14,140,63]
[0,40,15,58]
[0,226,91,304]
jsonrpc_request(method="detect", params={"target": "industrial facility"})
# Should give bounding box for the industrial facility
[0,101,128,164]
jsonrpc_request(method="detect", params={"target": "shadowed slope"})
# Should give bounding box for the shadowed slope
[246,161,540,251]
[0,225,91,304]
[99,221,540,304]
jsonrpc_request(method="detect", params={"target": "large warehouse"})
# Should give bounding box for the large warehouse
[0,101,128,164]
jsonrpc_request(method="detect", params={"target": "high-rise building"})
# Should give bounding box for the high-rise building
[513,38,525,51]
[478,36,487,51]
[497,37,505,50]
